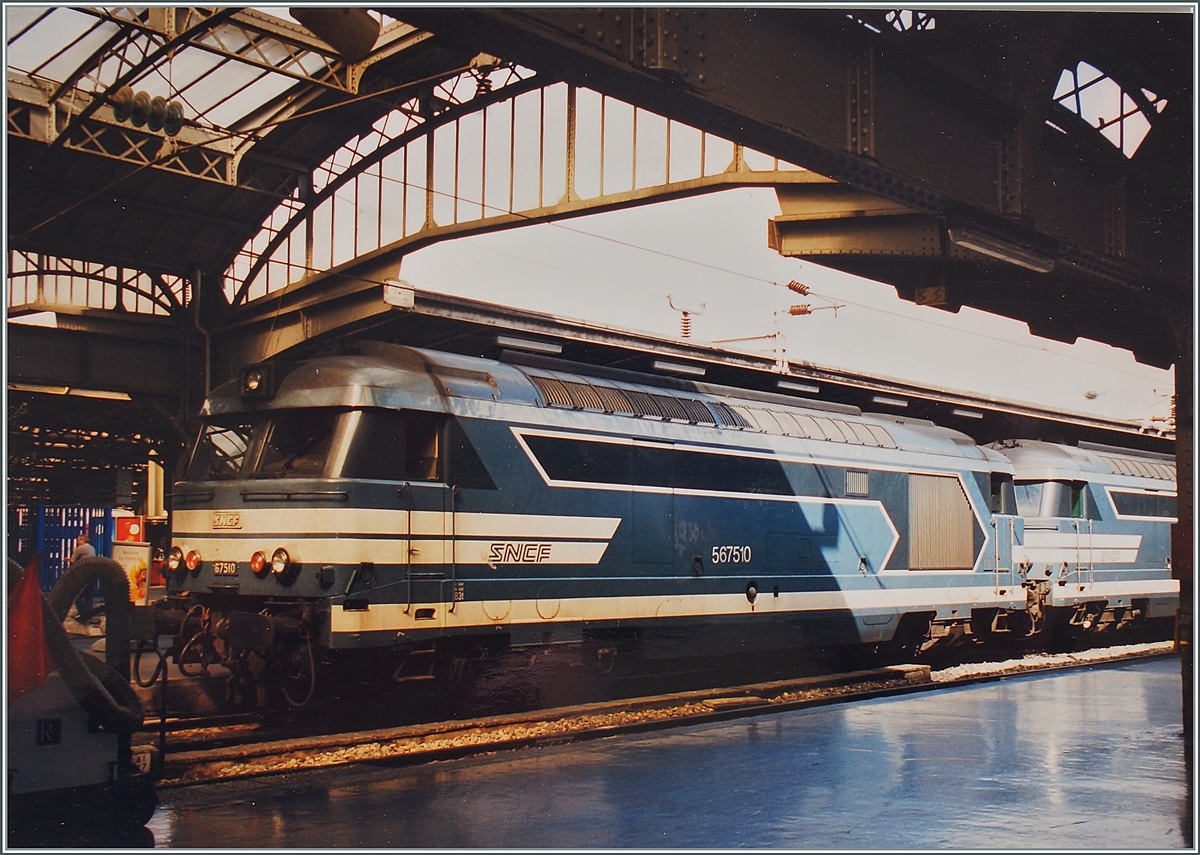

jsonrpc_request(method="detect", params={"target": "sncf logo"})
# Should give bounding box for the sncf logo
[488,542,553,564]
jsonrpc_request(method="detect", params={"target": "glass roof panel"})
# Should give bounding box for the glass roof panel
[1076,61,1104,87]
[170,58,243,114]
[151,45,228,95]
[1052,69,1074,101]
[207,71,298,131]
[35,20,121,83]
[176,58,271,118]
[7,8,103,79]
[5,6,51,41]
[6,5,356,137]
[196,22,253,56]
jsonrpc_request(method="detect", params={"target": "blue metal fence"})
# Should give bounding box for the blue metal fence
[17,506,115,591]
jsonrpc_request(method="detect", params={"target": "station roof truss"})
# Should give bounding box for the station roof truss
[5,6,1190,506]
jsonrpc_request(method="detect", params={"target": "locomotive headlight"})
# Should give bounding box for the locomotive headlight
[271,547,291,576]
[184,550,203,572]
[166,546,184,572]
[243,369,263,393]
[250,550,268,577]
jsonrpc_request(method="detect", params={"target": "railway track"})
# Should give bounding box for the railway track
[144,640,1176,788]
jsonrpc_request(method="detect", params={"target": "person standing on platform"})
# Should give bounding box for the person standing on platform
[68,530,97,621]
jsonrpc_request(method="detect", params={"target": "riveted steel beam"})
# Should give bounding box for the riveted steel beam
[7,315,184,398]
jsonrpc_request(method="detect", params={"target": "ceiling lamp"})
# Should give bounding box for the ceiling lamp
[947,227,1056,274]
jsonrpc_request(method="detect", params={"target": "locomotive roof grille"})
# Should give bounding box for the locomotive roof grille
[530,376,574,408]
[709,401,751,428]
[652,394,693,422]
[1099,454,1175,481]
[678,397,718,425]
[525,366,901,450]
[562,380,607,411]
[622,389,665,419]
[593,385,636,415]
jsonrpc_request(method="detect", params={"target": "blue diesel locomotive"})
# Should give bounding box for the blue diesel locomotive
[164,343,1177,704]
[991,439,1177,637]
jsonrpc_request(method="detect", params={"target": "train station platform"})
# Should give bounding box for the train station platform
[124,654,1189,849]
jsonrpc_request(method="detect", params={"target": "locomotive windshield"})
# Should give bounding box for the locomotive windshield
[256,410,338,478]
[186,408,442,482]
[1013,479,1097,519]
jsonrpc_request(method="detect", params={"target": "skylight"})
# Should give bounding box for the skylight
[1053,61,1166,158]
[886,10,936,32]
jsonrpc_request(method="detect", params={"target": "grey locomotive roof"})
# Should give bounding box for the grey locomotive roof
[203,345,1003,462]
[990,439,1176,483]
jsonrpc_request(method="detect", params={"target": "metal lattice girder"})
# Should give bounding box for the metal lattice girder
[7,9,431,187]
[6,249,188,317]
[217,67,824,369]
[7,8,482,279]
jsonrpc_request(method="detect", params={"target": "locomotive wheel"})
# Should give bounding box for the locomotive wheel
[280,638,317,708]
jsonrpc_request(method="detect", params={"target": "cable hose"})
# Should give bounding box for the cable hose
[282,638,317,708]
[132,641,167,688]
[9,558,145,733]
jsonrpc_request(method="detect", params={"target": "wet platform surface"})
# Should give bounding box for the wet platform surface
[135,656,1189,848]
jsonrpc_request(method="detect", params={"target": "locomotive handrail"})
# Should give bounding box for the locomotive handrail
[403,481,412,615]
[240,490,349,501]
[449,485,458,615]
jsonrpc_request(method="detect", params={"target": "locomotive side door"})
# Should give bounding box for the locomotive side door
[631,442,674,567]
[992,514,1016,594]
[402,481,453,627]
[396,411,452,626]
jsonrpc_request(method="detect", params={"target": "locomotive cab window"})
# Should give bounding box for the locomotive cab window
[988,472,1017,514]
[338,409,443,483]
[188,408,451,482]
[406,411,441,481]
[254,410,339,478]
[1014,479,1097,518]
[187,419,255,481]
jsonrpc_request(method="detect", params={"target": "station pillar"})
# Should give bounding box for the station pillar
[1173,326,1193,787]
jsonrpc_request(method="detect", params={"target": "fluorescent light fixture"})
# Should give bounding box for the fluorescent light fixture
[69,388,133,400]
[778,380,820,394]
[8,311,57,327]
[7,382,131,400]
[951,408,984,419]
[871,395,908,408]
[653,360,706,377]
[947,227,1055,273]
[8,383,69,395]
[496,335,562,355]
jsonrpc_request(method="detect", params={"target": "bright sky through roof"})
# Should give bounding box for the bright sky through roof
[400,187,1174,428]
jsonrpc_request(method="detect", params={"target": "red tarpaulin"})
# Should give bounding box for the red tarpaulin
[8,560,56,701]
